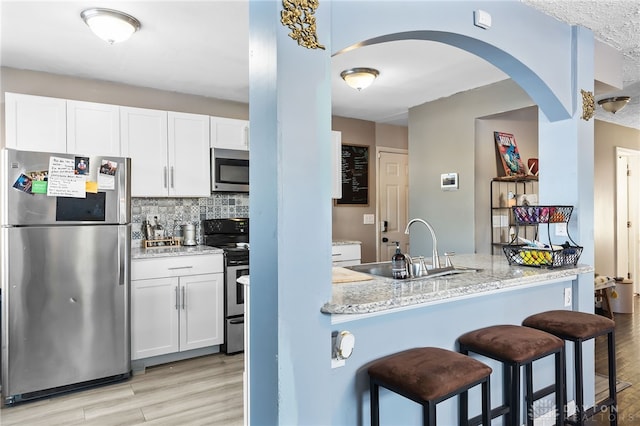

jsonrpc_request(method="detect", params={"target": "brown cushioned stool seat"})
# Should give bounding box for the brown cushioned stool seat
[368,347,492,425]
[458,325,565,426]
[523,310,617,426]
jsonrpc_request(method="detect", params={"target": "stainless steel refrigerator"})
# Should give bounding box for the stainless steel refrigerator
[0,148,131,406]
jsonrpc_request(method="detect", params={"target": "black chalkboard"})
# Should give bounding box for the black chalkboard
[337,144,369,205]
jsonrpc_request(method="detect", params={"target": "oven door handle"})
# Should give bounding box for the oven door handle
[229,318,245,325]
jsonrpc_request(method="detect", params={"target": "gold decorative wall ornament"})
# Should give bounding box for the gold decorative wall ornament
[581,89,595,121]
[281,0,325,50]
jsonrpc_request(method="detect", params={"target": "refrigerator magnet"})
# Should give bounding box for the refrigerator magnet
[75,157,90,175]
[28,169,49,194]
[12,173,32,193]
[98,160,118,190]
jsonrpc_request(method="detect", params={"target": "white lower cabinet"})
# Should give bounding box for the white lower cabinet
[332,243,362,267]
[131,254,224,360]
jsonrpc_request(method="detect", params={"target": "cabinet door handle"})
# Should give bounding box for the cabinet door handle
[170,167,175,189]
[175,286,179,310]
[164,167,168,188]
[181,286,186,310]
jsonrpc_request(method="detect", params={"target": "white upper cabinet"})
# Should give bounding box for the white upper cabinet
[4,92,67,153]
[67,100,120,156]
[121,108,210,197]
[210,116,249,150]
[120,107,169,197]
[168,112,211,197]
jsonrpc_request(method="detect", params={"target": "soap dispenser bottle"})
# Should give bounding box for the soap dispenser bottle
[391,242,408,279]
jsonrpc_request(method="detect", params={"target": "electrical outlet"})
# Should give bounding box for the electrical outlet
[564,288,572,307]
[555,223,568,237]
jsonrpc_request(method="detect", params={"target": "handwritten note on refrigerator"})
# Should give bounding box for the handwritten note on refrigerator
[46,156,86,198]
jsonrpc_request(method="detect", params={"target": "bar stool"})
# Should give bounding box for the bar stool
[458,325,565,426]
[523,310,617,426]
[368,347,492,425]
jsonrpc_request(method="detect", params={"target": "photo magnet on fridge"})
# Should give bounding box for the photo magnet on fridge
[13,173,33,193]
[75,157,89,175]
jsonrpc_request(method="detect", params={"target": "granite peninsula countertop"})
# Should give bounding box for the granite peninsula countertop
[332,240,362,246]
[131,245,223,259]
[322,254,593,316]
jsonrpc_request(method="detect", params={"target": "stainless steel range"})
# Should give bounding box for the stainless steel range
[202,218,248,355]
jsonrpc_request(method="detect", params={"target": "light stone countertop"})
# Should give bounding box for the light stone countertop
[131,245,224,259]
[322,254,593,317]
[332,240,362,246]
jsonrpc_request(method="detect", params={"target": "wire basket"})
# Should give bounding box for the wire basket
[503,244,583,268]
[512,206,573,224]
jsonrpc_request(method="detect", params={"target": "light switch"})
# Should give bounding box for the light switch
[363,214,375,225]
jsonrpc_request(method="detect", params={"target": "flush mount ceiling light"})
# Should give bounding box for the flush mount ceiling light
[597,96,631,114]
[340,68,380,91]
[81,8,141,44]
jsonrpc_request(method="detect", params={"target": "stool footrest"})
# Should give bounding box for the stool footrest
[530,383,556,402]
[468,404,510,426]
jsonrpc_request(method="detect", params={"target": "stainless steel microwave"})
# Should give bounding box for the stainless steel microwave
[211,148,249,192]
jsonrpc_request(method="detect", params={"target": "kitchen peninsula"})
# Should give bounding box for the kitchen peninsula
[322,254,594,424]
[323,254,592,320]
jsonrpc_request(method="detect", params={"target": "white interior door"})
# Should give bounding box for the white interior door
[616,147,640,294]
[377,149,409,261]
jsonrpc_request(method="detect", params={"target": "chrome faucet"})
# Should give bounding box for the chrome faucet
[404,218,441,269]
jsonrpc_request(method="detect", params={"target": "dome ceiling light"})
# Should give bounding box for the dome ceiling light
[340,68,380,91]
[81,8,141,44]
[597,96,631,114]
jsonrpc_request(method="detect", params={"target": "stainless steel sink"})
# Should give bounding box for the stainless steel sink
[346,261,479,281]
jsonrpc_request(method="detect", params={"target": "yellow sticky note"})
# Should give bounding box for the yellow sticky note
[86,181,98,193]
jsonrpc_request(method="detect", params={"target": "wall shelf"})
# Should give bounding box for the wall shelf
[490,177,538,254]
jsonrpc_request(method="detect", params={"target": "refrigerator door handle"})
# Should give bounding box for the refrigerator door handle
[117,226,128,286]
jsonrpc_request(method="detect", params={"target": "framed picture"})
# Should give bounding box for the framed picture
[440,172,458,190]
[336,144,369,205]
[494,131,526,177]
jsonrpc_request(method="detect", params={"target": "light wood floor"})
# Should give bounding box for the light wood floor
[0,353,243,426]
[1,297,637,425]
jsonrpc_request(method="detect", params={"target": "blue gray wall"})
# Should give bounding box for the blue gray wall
[248,1,594,423]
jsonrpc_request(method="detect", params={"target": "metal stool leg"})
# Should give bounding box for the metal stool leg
[525,362,534,426]
[481,376,491,426]
[370,377,380,426]
[555,349,566,426]
[510,364,520,426]
[574,340,584,425]
[424,401,436,426]
[607,331,617,426]
[459,388,469,426]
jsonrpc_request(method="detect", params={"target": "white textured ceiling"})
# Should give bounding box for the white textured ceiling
[0,1,637,129]
[522,0,640,129]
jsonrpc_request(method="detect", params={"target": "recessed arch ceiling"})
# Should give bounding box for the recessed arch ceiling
[331,39,510,124]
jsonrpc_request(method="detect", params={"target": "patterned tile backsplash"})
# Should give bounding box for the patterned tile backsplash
[131,193,249,247]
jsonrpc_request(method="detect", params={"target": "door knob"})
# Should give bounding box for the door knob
[382,237,389,243]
